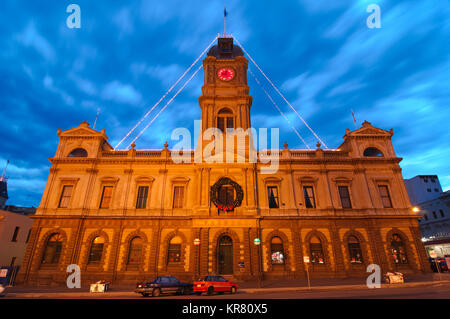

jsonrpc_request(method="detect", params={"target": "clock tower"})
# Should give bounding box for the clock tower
[197,37,254,161]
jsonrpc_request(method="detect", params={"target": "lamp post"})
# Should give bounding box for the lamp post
[253,237,262,288]
[194,238,201,279]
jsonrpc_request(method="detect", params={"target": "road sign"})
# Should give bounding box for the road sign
[194,238,201,246]
[253,238,261,245]
[304,256,310,263]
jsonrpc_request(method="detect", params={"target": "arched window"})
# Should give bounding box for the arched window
[217,108,234,132]
[271,237,284,264]
[310,236,325,264]
[167,236,182,263]
[68,148,88,157]
[127,237,143,265]
[390,234,408,264]
[363,147,383,157]
[348,236,363,264]
[41,233,63,265]
[88,236,105,264]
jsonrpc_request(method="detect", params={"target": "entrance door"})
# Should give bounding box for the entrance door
[218,236,233,274]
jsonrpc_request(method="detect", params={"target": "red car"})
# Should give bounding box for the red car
[193,275,238,295]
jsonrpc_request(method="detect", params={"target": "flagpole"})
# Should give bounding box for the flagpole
[224,6,227,36]
[351,108,357,129]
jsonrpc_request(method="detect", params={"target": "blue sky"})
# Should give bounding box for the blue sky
[0,0,449,206]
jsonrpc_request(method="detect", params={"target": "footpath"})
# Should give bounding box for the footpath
[2,273,449,298]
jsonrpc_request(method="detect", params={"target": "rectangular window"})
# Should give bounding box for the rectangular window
[26,229,31,243]
[440,210,445,218]
[303,186,316,208]
[136,186,149,209]
[11,226,20,242]
[433,211,437,219]
[267,186,279,208]
[338,186,352,209]
[168,244,181,263]
[378,185,393,208]
[173,186,185,208]
[58,185,73,208]
[99,186,113,209]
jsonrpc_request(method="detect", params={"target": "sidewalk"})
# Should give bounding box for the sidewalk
[3,273,450,298]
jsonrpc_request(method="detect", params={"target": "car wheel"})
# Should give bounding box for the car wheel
[207,286,214,296]
[196,292,203,296]
[152,288,161,297]
[141,293,149,297]
[182,287,190,295]
[230,286,236,294]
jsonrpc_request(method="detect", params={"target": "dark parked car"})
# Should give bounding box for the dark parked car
[135,276,193,297]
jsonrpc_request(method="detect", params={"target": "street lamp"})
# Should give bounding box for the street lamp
[253,237,262,288]
[412,206,420,213]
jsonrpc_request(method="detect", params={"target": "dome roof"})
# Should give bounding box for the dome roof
[207,37,244,59]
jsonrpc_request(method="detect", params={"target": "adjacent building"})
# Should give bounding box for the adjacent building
[405,175,450,257]
[17,37,429,286]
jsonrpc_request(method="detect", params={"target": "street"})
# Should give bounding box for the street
[3,282,450,299]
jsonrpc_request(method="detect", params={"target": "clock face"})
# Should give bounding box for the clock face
[217,68,235,81]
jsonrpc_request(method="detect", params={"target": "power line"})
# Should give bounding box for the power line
[127,64,203,149]
[114,35,218,149]
[234,37,328,149]
[248,68,310,149]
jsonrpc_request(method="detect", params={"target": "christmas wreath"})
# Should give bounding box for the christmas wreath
[210,177,244,212]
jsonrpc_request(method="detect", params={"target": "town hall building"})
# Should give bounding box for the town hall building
[17,37,430,286]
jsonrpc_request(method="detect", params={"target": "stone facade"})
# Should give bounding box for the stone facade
[17,37,430,286]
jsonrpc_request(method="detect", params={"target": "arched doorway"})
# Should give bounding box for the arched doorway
[217,235,233,274]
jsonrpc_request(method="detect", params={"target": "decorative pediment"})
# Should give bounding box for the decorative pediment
[58,121,108,139]
[346,121,393,138]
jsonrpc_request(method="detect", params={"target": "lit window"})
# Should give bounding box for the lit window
[271,237,284,264]
[127,237,143,265]
[348,236,363,264]
[168,236,182,263]
[391,234,408,264]
[88,236,105,264]
[310,236,324,264]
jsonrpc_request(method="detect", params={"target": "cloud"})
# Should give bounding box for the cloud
[15,22,55,61]
[101,81,142,105]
